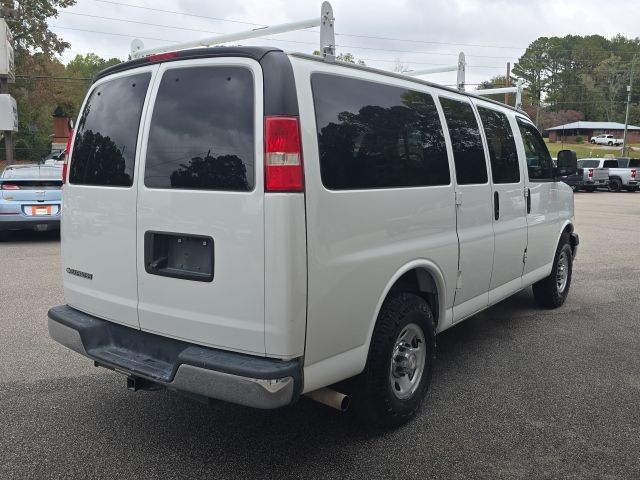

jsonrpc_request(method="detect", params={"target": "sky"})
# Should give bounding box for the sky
[49,0,640,87]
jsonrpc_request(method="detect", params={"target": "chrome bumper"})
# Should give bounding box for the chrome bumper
[48,305,301,409]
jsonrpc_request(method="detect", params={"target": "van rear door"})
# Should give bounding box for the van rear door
[135,59,266,355]
[63,67,156,328]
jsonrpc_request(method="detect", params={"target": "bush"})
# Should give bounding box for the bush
[575,135,584,144]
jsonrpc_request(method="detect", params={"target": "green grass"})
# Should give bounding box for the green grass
[545,139,640,159]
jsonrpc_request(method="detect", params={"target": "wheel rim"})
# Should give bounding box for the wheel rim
[556,250,569,294]
[389,323,426,400]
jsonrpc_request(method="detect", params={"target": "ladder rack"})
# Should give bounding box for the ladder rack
[129,2,522,109]
[131,1,336,60]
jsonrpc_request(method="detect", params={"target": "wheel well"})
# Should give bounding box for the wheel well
[388,268,439,326]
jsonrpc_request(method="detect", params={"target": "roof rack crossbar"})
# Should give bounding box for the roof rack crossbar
[131,1,335,60]
[405,52,466,91]
[475,79,523,109]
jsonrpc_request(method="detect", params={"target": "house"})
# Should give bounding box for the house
[545,121,640,144]
[50,106,73,153]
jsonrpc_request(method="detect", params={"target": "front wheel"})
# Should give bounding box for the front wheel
[356,292,436,428]
[532,234,573,309]
[625,186,638,193]
[590,140,596,144]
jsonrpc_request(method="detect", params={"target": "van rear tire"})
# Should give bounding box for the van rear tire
[532,234,573,309]
[356,292,436,428]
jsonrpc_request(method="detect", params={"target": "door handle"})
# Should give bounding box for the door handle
[526,188,531,214]
[494,191,500,220]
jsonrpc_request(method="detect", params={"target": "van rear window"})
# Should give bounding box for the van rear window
[144,66,255,191]
[70,73,151,187]
[311,73,449,190]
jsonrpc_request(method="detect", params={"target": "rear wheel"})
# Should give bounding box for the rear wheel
[609,178,622,192]
[532,234,573,309]
[608,141,613,146]
[356,292,436,428]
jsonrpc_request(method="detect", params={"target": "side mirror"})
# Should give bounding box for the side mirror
[555,150,578,178]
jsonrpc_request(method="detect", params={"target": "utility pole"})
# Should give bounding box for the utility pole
[622,57,636,157]
[505,62,510,105]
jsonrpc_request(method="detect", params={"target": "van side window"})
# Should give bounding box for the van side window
[144,66,255,191]
[70,73,151,187]
[477,107,520,184]
[440,97,487,185]
[311,73,450,189]
[516,119,554,181]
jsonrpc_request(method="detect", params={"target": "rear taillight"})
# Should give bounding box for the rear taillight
[632,169,637,179]
[264,116,304,192]
[588,168,593,178]
[62,129,73,184]
[1,183,19,190]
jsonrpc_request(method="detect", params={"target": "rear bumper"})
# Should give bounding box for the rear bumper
[47,305,303,409]
[0,208,61,231]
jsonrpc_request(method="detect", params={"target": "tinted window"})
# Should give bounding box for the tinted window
[517,119,553,180]
[70,73,151,187]
[440,97,487,185]
[615,158,640,168]
[145,66,254,191]
[311,73,449,189]
[578,160,600,168]
[603,160,619,168]
[478,107,520,184]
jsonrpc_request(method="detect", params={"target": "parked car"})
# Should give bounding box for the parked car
[0,164,62,238]
[561,158,609,192]
[48,45,579,427]
[43,150,65,166]
[590,134,623,146]
[591,158,639,192]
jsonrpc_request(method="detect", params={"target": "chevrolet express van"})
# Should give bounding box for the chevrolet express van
[48,46,579,427]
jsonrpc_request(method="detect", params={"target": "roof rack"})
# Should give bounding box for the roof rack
[131,2,335,60]
[405,52,467,92]
[129,1,522,109]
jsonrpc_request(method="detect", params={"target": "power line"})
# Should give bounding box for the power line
[16,75,92,81]
[88,0,264,27]
[49,25,508,69]
[61,11,518,60]
[85,0,527,51]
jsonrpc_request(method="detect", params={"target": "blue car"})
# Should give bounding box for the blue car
[0,164,63,236]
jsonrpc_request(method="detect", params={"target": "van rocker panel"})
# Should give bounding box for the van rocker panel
[47,305,302,409]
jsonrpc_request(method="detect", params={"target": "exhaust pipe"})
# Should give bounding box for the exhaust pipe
[305,387,350,412]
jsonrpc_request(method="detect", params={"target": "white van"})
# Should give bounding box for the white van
[48,46,579,427]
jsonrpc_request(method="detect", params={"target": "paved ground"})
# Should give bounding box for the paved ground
[1,192,639,479]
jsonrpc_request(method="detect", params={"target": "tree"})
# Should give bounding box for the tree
[475,75,515,103]
[8,0,76,58]
[312,50,365,65]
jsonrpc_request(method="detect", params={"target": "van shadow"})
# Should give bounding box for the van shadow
[70,290,541,476]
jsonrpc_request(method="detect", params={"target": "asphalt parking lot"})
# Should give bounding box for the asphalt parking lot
[1,192,639,480]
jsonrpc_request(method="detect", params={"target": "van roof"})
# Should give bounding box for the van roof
[95,46,526,117]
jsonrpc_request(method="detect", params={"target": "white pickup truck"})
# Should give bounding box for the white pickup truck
[590,134,623,146]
